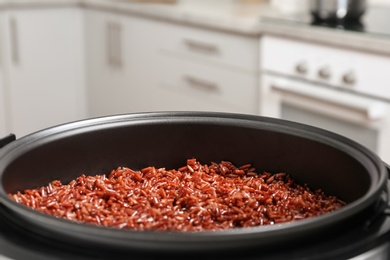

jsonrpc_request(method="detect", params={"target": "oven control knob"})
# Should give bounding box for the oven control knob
[342,71,356,85]
[318,66,331,79]
[295,61,308,75]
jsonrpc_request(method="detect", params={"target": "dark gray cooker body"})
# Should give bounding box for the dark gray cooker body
[0,112,389,258]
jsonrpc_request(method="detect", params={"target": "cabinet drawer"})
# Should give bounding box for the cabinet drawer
[158,56,258,114]
[158,22,259,71]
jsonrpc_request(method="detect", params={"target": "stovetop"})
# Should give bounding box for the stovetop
[262,5,390,39]
[311,6,390,36]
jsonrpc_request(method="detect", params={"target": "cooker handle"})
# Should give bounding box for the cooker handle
[382,161,390,215]
[364,162,390,228]
[385,162,390,179]
[0,134,16,149]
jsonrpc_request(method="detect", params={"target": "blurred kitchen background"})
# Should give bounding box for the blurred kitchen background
[0,0,389,163]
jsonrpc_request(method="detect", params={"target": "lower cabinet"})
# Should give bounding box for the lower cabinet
[0,7,87,138]
[153,21,260,115]
[0,6,260,136]
[156,54,258,114]
[86,9,260,117]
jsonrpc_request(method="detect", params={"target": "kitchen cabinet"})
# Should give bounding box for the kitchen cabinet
[157,54,259,113]
[85,9,126,117]
[86,9,260,117]
[0,7,87,138]
[155,21,260,114]
[85,9,162,117]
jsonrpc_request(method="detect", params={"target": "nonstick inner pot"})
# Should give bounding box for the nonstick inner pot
[0,112,386,252]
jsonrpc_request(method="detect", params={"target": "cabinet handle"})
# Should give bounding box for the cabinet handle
[184,75,220,93]
[9,16,19,65]
[106,21,122,67]
[183,39,219,54]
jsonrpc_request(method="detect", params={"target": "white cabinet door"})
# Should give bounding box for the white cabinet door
[1,7,87,138]
[85,9,127,117]
[85,9,160,117]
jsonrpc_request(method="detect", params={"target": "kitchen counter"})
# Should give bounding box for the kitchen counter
[259,7,390,56]
[0,0,265,36]
[0,0,390,55]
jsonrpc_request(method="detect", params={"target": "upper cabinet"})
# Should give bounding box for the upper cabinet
[0,7,87,138]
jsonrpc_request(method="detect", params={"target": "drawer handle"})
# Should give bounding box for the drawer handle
[183,39,219,54]
[184,75,220,93]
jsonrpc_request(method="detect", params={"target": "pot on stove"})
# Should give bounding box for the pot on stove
[310,0,367,21]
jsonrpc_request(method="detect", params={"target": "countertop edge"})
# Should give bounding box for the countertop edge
[80,0,264,37]
[259,20,390,56]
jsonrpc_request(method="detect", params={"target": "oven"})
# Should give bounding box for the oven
[257,35,390,259]
[259,35,390,165]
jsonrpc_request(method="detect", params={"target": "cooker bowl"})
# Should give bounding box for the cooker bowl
[0,111,388,254]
